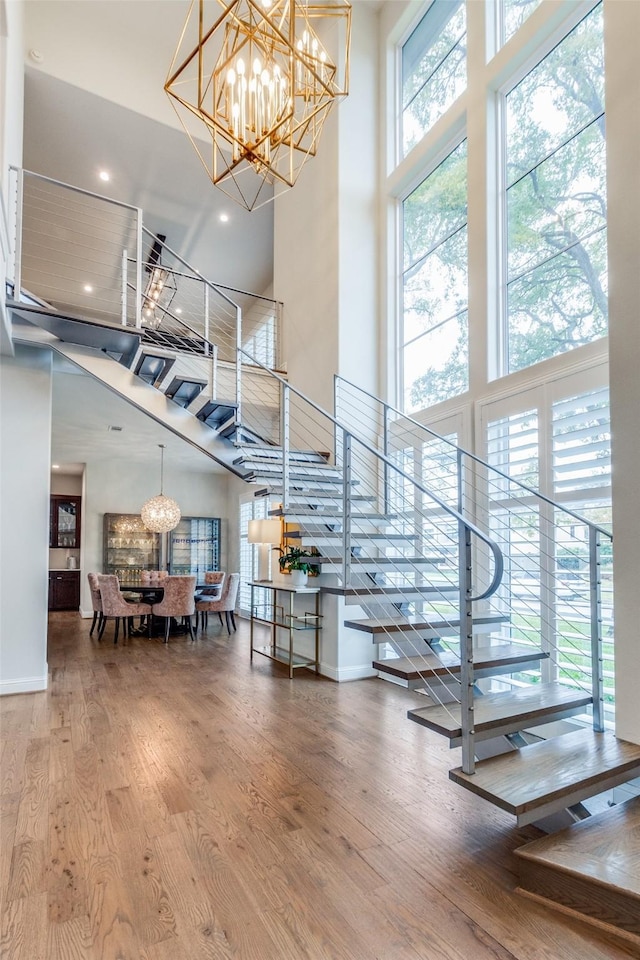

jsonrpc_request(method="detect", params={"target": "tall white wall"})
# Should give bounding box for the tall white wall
[79,459,231,615]
[273,3,380,680]
[0,346,51,693]
[606,0,640,744]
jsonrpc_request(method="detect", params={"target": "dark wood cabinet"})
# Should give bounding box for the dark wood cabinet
[48,571,80,610]
[50,495,82,548]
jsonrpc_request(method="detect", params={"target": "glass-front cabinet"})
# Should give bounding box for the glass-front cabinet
[50,495,81,548]
[103,514,161,582]
[167,517,221,576]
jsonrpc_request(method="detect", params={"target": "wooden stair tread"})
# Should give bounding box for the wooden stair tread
[322,585,457,598]
[408,682,592,741]
[344,614,509,634]
[449,729,640,819]
[373,641,547,681]
[516,793,640,895]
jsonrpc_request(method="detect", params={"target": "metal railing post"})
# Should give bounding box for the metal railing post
[589,526,605,732]
[342,432,352,587]
[211,344,218,400]
[383,403,390,515]
[235,305,243,426]
[13,168,24,300]
[135,208,143,329]
[121,249,128,326]
[204,283,210,356]
[459,521,475,775]
[456,448,464,514]
[333,374,340,466]
[281,383,290,511]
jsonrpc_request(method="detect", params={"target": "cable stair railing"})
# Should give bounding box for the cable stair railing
[8,166,640,821]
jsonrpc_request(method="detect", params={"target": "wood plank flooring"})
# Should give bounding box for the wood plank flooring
[0,611,636,959]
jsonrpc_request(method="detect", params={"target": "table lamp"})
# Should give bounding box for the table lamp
[247,518,282,582]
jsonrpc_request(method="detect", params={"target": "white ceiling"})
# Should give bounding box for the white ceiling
[21,0,275,477]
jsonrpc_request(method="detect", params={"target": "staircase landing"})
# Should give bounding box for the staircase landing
[450,728,640,825]
[516,794,640,946]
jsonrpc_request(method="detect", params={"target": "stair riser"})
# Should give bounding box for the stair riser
[517,861,640,943]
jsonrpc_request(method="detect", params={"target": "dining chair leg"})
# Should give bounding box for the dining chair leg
[98,615,107,641]
[225,611,231,635]
[218,612,224,626]
[164,618,170,644]
[188,615,196,642]
[230,610,236,632]
[114,618,120,645]
[90,611,98,636]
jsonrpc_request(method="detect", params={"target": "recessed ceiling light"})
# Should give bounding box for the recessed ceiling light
[83,284,93,293]
[99,170,110,182]
[52,464,60,469]
[175,307,182,314]
[219,213,229,223]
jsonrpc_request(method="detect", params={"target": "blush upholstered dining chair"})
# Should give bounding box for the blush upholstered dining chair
[196,572,239,635]
[204,571,225,588]
[87,572,103,637]
[96,574,151,644]
[141,570,169,585]
[151,575,197,643]
[195,571,226,629]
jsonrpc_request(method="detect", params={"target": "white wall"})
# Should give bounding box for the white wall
[273,3,381,679]
[79,459,231,615]
[605,0,640,744]
[0,346,51,693]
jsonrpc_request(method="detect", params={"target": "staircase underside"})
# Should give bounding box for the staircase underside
[12,315,249,477]
[516,794,640,945]
[450,728,640,825]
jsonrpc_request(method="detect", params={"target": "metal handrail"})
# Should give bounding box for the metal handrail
[241,347,504,602]
[11,166,140,213]
[334,373,610,751]
[334,374,613,541]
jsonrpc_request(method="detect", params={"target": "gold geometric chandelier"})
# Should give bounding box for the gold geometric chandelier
[165,0,351,211]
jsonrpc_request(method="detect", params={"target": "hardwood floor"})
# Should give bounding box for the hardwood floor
[0,611,636,959]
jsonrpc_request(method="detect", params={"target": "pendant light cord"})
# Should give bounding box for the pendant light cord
[159,444,165,495]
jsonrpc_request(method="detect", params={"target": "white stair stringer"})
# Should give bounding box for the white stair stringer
[14,324,249,478]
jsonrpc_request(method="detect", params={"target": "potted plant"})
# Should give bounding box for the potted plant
[276,546,317,587]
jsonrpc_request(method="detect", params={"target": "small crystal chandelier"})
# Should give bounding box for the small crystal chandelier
[141,444,181,533]
[164,0,351,212]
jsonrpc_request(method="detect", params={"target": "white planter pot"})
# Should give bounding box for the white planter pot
[290,569,308,587]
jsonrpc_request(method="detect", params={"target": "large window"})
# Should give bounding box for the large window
[500,0,541,46]
[505,3,606,374]
[402,140,468,413]
[401,0,466,157]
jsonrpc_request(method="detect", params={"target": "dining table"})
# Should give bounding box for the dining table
[120,581,222,637]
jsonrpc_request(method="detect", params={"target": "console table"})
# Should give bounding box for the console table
[249,581,321,678]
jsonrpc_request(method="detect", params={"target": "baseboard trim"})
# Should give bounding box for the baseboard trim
[0,674,48,696]
[320,663,378,682]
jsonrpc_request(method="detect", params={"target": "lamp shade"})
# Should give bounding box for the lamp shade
[248,517,281,581]
[247,518,281,545]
